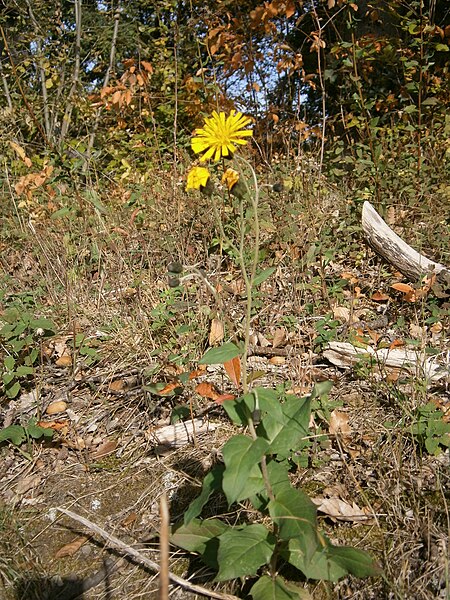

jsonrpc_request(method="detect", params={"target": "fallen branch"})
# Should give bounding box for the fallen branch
[56,507,240,600]
[324,341,448,382]
[362,201,449,281]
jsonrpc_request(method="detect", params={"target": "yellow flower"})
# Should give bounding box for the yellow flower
[221,168,240,191]
[186,166,211,191]
[191,110,253,162]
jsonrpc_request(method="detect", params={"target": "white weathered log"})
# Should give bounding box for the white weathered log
[324,341,448,382]
[362,201,448,281]
[150,419,218,449]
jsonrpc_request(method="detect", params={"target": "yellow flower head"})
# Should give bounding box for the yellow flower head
[221,168,240,191]
[186,166,211,191]
[191,110,253,162]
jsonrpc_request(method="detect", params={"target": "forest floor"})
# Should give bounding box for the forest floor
[0,164,449,600]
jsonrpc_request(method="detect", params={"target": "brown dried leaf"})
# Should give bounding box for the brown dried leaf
[328,410,351,438]
[55,536,89,559]
[313,497,371,522]
[209,318,224,345]
[91,440,118,459]
[46,401,67,415]
[272,327,286,348]
[55,354,72,367]
[224,356,241,388]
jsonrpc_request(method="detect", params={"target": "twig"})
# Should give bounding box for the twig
[55,507,241,600]
[159,493,169,600]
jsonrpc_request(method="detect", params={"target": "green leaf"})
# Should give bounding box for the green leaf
[0,425,26,445]
[216,524,275,581]
[222,435,268,504]
[171,518,229,568]
[222,392,255,426]
[15,366,35,376]
[268,488,317,541]
[258,395,310,457]
[250,575,312,599]
[253,266,276,287]
[31,317,55,332]
[5,381,21,398]
[250,459,293,511]
[199,342,241,365]
[83,189,109,214]
[27,424,54,440]
[4,355,15,371]
[435,43,449,52]
[184,465,224,524]
[285,537,347,581]
[50,207,73,219]
[327,545,381,578]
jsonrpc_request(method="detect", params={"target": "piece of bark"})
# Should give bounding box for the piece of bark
[150,419,218,450]
[324,341,448,382]
[362,201,448,281]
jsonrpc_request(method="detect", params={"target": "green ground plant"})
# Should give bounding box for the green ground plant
[169,112,380,597]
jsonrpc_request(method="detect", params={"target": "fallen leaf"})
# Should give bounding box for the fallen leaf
[158,382,181,395]
[224,356,241,388]
[340,271,358,284]
[55,536,89,559]
[91,439,118,459]
[214,393,236,405]
[55,354,72,367]
[109,379,125,391]
[120,512,138,528]
[409,323,427,340]
[46,401,67,415]
[333,305,350,323]
[195,382,220,400]
[269,356,285,365]
[15,474,42,496]
[313,497,371,522]
[272,327,286,348]
[188,366,207,380]
[328,410,351,438]
[209,318,224,345]
[371,291,390,302]
[386,206,396,225]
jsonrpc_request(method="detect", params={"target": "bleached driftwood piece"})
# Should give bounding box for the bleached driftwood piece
[324,341,448,382]
[150,419,218,449]
[362,201,448,281]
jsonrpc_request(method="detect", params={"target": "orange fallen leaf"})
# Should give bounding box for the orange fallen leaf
[195,382,220,400]
[188,366,207,380]
[224,356,241,388]
[37,420,68,431]
[55,536,89,559]
[109,379,125,391]
[159,382,181,395]
[209,318,224,345]
[389,339,405,349]
[214,393,236,405]
[120,512,138,528]
[55,354,72,367]
[371,291,390,302]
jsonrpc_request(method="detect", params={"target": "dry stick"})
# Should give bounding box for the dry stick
[56,507,240,600]
[59,0,82,144]
[159,494,169,600]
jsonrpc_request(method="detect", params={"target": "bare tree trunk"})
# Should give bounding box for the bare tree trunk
[84,4,121,167]
[0,57,13,110]
[362,201,448,280]
[59,0,82,145]
[25,0,51,138]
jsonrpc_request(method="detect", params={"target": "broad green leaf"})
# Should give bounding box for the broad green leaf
[216,524,275,581]
[268,488,317,541]
[222,435,268,504]
[4,356,15,371]
[5,381,21,398]
[222,392,254,426]
[15,366,35,376]
[250,459,292,511]
[27,424,54,440]
[309,380,333,400]
[258,396,310,457]
[253,266,276,287]
[31,317,55,332]
[171,518,229,555]
[250,575,312,599]
[0,425,26,445]
[285,537,347,581]
[199,342,241,365]
[184,465,224,525]
[50,207,73,219]
[327,545,381,578]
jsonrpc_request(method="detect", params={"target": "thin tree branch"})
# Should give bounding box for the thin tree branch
[85,4,121,164]
[0,56,13,110]
[59,0,82,144]
[56,507,241,600]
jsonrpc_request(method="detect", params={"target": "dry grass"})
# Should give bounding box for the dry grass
[0,158,449,600]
